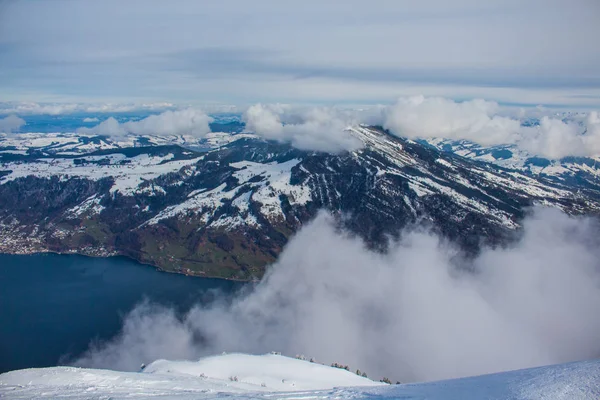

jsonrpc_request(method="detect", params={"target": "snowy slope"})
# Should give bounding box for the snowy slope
[423,137,600,191]
[0,152,205,196]
[0,131,257,156]
[0,354,382,399]
[1,126,600,279]
[1,354,598,399]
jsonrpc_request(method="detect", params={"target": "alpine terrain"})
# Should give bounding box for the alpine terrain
[1,126,599,280]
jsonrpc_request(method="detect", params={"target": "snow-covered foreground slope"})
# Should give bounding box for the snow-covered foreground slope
[0,354,382,399]
[1,355,599,400]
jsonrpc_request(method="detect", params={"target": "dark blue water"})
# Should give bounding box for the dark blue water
[0,254,242,373]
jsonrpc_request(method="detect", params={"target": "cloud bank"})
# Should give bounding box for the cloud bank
[240,97,600,158]
[383,96,521,146]
[0,102,175,116]
[75,207,600,383]
[5,95,598,158]
[0,115,26,133]
[77,109,213,137]
[517,112,600,159]
[243,104,363,153]
[383,96,600,159]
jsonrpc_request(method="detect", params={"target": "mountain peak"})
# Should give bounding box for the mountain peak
[1,128,599,280]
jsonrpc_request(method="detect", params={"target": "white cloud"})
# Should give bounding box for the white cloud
[244,96,600,158]
[0,115,26,133]
[78,117,127,136]
[77,109,213,137]
[82,117,99,123]
[517,117,584,159]
[243,104,363,153]
[383,96,600,159]
[75,207,600,383]
[243,104,286,138]
[383,96,521,146]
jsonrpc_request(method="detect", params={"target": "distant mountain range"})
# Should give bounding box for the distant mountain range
[422,137,600,193]
[1,126,599,280]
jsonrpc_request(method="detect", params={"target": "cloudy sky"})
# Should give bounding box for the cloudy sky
[1,0,599,107]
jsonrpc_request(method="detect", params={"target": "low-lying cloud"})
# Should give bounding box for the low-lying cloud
[5,97,600,159]
[0,102,175,116]
[241,98,600,158]
[0,115,26,133]
[383,96,521,146]
[383,96,600,159]
[74,207,600,383]
[517,112,600,159]
[243,104,364,153]
[77,109,213,137]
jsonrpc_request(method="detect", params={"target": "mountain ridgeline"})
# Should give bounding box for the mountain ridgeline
[1,126,599,280]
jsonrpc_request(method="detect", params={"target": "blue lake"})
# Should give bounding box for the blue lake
[0,253,242,373]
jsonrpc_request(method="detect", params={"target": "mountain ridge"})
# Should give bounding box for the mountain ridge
[1,126,599,280]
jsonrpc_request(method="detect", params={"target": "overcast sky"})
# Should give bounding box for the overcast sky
[1,0,599,107]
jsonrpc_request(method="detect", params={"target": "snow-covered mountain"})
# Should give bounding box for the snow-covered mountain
[423,137,600,193]
[1,126,599,279]
[0,131,257,155]
[1,353,598,399]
